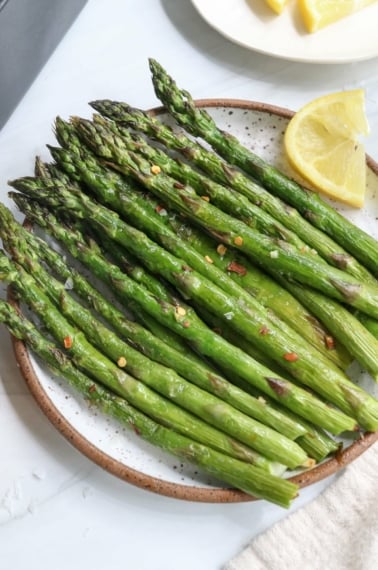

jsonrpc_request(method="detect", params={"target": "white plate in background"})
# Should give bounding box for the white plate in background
[191,0,378,64]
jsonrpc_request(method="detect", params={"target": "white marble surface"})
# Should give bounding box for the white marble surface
[1,1,378,568]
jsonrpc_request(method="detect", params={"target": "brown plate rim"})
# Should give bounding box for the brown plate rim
[11,98,378,503]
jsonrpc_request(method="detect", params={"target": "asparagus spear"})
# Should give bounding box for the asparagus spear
[35,159,207,364]
[93,102,378,337]
[71,117,378,319]
[13,197,338,460]
[98,227,288,372]
[95,230,341,462]
[148,59,378,277]
[1,251,291,469]
[0,300,299,505]
[47,121,378,372]
[8,190,363,434]
[34,147,378,350]
[91,99,377,285]
[2,202,309,442]
[163,216,378,381]
[54,116,305,248]
[49,123,350,370]
[38,147,292,370]
[11,169,352,383]
[352,311,378,341]
[6,243,310,469]
[277,281,378,381]
[12,156,341,460]
[189,303,341,462]
[9,177,368,427]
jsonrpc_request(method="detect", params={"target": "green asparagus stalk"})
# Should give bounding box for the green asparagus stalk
[72,117,378,320]
[11,166,351,386]
[34,145,344,463]
[277,280,378,381]
[97,217,355,463]
[104,192,366,381]
[38,150,287,369]
[2,201,309,442]
[352,312,378,341]
[6,245,309,469]
[0,300,299,505]
[163,216,378,381]
[34,158,206,363]
[91,99,377,284]
[189,303,341,461]
[8,190,363,434]
[16,197,338,460]
[49,118,378,370]
[69,245,343,464]
[98,228,288,373]
[1,251,291,469]
[97,224,340,460]
[54,116,305,248]
[56,116,377,375]
[35,146,378,349]
[148,59,378,277]
[9,178,369,429]
[49,124,350,370]
[92,100,378,338]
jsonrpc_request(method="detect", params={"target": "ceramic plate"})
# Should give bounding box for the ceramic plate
[12,100,378,503]
[191,0,378,64]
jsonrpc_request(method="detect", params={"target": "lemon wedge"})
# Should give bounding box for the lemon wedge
[299,0,378,33]
[264,0,290,14]
[284,89,370,208]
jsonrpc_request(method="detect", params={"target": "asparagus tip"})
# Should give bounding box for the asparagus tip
[89,100,102,110]
[70,115,82,126]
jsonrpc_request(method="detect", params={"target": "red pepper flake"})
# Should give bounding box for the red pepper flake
[259,325,270,335]
[325,335,335,350]
[63,336,73,349]
[130,422,141,436]
[283,352,299,362]
[155,204,165,213]
[182,320,191,328]
[227,260,247,276]
[89,384,97,393]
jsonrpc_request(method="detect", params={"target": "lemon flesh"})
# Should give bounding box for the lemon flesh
[264,0,290,14]
[284,90,369,208]
[299,0,378,33]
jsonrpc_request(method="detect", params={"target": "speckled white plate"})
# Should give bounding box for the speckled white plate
[12,100,378,503]
[191,0,378,64]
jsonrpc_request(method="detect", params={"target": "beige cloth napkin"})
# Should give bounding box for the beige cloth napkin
[226,442,378,570]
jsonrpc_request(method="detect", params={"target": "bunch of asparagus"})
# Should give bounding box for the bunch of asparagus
[1,59,378,508]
